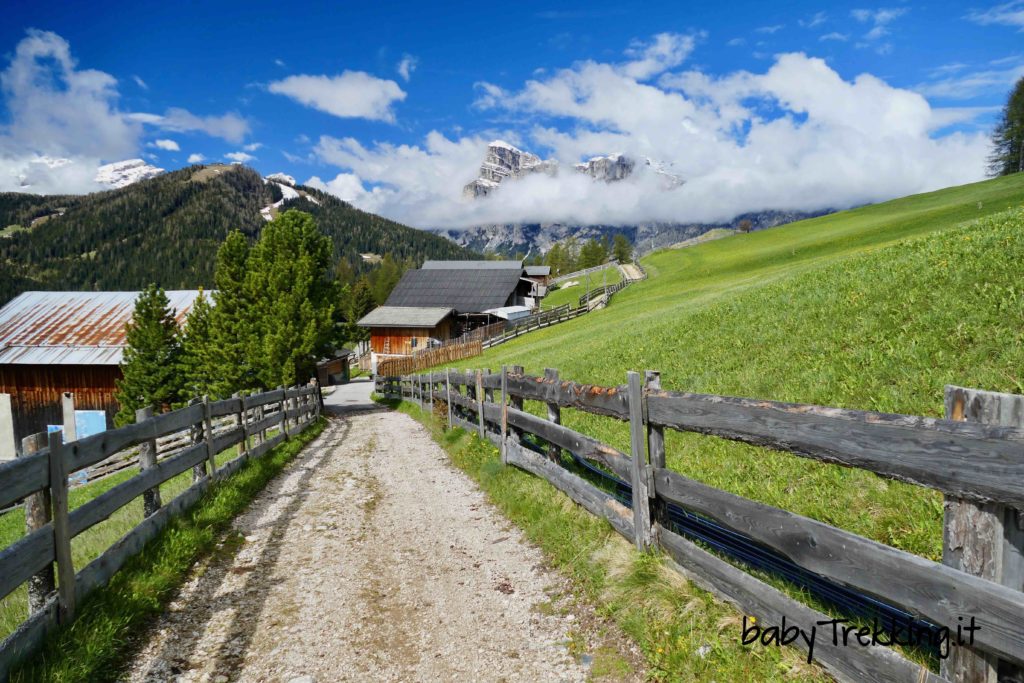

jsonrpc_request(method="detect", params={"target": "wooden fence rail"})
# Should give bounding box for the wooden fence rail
[376,369,1024,683]
[0,382,322,680]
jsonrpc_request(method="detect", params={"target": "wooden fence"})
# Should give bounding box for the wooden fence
[377,369,1024,683]
[377,340,483,377]
[0,383,321,679]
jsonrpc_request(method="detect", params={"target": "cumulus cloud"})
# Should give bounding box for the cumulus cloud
[397,55,418,82]
[0,30,252,193]
[150,139,180,151]
[309,43,990,230]
[268,71,406,122]
[187,153,206,163]
[966,1,1024,29]
[225,151,255,163]
[135,108,250,143]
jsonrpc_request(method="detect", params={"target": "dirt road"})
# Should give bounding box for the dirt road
[123,395,601,682]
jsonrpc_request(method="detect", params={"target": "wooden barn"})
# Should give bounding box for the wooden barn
[358,260,538,371]
[0,290,204,443]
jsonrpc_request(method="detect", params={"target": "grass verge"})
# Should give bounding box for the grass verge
[8,417,326,683]
[394,399,828,682]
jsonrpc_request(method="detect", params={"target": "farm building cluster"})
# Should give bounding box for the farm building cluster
[358,260,550,370]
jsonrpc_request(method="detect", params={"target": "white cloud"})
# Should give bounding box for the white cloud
[966,1,1024,29]
[187,153,206,163]
[312,46,989,231]
[799,12,828,28]
[0,30,253,192]
[134,108,250,143]
[150,139,180,151]
[621,33,700,80]
[915,59,1024,99]
[397,55,418,82]
[225,151,255,163]
[727,38,746,47]
[274,58,287,67]
[756,24,785,34]
[243,142,263,152]
[133,75,148,90]
[820,32,850,41]
[268,71,406,122]
[851,7,908,41]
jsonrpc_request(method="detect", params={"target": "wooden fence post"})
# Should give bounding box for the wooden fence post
[277,386,288,440]
[509,365,524,445]
[446,368,453,429]
[627,371,653,550]
[500,366,508,464]
[543,368,560,462]
[476,369,485,439]
[644,371,667,536]
[0,394,15,461]
[233,392,246,458]
[188,397,207,481]
[428,373,434,413]
[136,406,162,517]
[942,385,1024,683]
[60,392,76,443]
[21,432,53,614]
[47,429,75,624]
[202,396,217,476]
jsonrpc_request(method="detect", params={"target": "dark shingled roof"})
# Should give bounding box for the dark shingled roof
[385,266,524,313]
[421,260,522,270]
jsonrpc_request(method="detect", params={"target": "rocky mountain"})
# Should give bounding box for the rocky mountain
[94,159,165,188]
[432,209,830,258]
[0,164,473,305]
[462,141,684,200]
[462,141,557,198]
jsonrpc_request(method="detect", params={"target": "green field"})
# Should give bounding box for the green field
[432,174,1024,677]
[447,172,1024,558]
[542,265,623,308]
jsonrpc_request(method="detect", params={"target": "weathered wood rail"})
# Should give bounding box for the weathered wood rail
[0,383,321,680]
[376,369,1024,683]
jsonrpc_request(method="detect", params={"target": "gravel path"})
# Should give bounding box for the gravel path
[123,407,602,682]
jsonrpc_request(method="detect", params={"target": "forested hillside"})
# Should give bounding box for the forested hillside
[0,164,472,305]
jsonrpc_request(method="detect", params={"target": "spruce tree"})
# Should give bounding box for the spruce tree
[246,210,337,388]
[114,285,185,426]
[612,234,632,263]
[208,231,258,397]
[180,290,215,397]
[989,77,1024,177]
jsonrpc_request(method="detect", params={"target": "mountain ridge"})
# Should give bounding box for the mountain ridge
[0,164,473,305]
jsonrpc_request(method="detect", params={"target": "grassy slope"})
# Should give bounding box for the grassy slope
[543,265,624,308]
[449,173,1024,560]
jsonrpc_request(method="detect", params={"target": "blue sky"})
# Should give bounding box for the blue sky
[1,0,1022,227]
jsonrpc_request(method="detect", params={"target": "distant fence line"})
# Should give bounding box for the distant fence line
[377,262,647,377]
[377,368,1024,683]
[0,383,322,679]
[549,259,619,285]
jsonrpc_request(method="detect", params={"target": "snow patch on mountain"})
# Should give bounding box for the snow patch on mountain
[267,172,296,186]
[94,159,165,189]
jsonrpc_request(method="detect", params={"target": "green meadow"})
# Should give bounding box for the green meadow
[450,172,1024,561]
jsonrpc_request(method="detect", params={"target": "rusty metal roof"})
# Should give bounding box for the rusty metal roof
[0,291,206,365]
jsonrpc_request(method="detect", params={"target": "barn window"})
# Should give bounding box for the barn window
[411,337,418,348]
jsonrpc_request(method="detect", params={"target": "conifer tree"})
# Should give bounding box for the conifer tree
[989,77,1024,177]
[208,230,258,397]
[114,285,184,425]
[612,234,632,263]
[180,290,215,397]
[246,210,337,388]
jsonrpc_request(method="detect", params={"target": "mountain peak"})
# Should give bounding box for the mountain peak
[95,159,165,189]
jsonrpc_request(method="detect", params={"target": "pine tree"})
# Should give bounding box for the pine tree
[208,230,258,397]
[612,234,632,263]
[345,277,376,345]
[180,290,215,397]
[989,77,1024,177]
[114,285,185,426]
[247,210,337,388]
